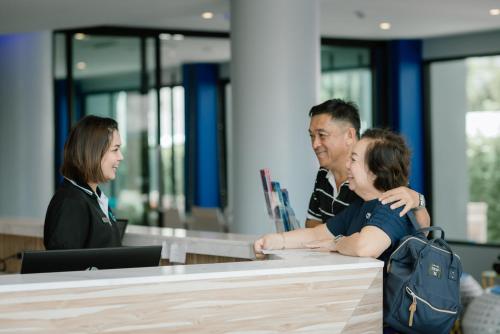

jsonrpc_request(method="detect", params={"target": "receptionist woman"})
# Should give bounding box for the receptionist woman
[44,115,124,250]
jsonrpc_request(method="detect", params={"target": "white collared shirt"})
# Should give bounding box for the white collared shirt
[65,178,109,219]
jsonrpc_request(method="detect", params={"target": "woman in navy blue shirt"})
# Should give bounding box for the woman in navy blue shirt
[254,128,416,264]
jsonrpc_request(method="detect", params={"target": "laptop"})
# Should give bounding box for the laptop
[20,245,162,274]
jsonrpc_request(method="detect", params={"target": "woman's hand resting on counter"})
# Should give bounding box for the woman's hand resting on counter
[253,233,285,259]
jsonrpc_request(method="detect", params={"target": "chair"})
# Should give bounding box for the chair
[189,206,226,232]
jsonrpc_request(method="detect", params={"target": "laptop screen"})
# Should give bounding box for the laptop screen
[20,245,162,274]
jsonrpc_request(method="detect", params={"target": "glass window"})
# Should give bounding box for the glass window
[429,56,500,244]
[466,56,500,243]
[320,45,372,131]
[72,34,156,225]
[55,30,231,226]
[160,86,185,212]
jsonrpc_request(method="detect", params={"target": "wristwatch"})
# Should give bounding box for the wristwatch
[417,193,426,209]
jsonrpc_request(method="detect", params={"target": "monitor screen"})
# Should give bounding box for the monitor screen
[20,245,162,274]
[116,218,129,241]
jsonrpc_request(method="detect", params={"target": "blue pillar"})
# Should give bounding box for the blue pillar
[183,63,220,209]
[54,80,69,187]
[389,40,424,194]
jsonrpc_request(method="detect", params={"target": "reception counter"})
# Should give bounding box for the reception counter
[0,249,383,333]
[0,218,256,272]
[0,218,384,333]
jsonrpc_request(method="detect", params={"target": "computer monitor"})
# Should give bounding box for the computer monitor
[116,218,129,240]
[20,245,162,274]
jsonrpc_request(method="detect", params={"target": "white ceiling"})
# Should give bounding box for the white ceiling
[2,0,500,39]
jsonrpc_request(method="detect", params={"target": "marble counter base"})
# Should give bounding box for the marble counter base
[0,267,383,333]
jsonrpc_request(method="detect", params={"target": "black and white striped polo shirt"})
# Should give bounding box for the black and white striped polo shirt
[307,167,360,223]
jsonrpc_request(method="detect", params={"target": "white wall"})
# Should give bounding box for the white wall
[0,32,54,219]
[450,242,499,283]
[429,60,468,240]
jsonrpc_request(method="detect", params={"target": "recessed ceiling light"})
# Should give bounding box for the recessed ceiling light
[201,11,214,19]
[379,22,391,30]
[76,61,87,70]
[490,8,500,16]
[74,33,87,40]
[173,34,184,41]
[159,33,171,40]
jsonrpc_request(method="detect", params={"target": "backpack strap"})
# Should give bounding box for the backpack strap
[407,212,460,272]
[418,226,445,239]
[406,211,446,239]
[406,210,426,236]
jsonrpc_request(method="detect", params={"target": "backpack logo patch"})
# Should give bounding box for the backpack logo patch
[428,263,441,278]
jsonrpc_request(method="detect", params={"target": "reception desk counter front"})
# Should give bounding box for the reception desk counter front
[0,250,383,333]
[0,219,383,333]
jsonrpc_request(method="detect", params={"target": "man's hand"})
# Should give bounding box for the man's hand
[379,186,419,217]
[253,233,285,259]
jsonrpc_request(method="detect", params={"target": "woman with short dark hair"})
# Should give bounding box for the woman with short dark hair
[44,115,124,249]
[254,128,416,264]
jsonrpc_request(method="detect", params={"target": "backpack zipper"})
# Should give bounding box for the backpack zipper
[408,293,417,327]
[405,286,457,316]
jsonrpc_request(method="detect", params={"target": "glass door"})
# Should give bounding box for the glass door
[71,34,160,225]
[320,44,373,131]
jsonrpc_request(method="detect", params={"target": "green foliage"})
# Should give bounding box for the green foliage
[467,57,500,111]
[468,135,500,242]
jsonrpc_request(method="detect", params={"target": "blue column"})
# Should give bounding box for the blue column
[54,80,69,187]
[183,63,220,209]
[389,40,425,194]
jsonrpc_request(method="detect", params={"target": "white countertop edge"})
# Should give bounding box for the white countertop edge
[0,260,383,293]
[0,220,257,244]
[124,232,256,245]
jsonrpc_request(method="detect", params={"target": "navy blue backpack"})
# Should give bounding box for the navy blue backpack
[384,212,462,334]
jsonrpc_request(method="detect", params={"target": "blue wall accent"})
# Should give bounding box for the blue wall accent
[54,80,69,188]
[183,64,220,208]
[389,40,425,194]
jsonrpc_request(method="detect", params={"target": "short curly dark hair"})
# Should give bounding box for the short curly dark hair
[308,99,361,139]
[361,128,410,192]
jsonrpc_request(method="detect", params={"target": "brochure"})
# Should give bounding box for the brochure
[259,168,300,232]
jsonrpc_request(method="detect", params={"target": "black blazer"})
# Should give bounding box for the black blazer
[44,179,122,249]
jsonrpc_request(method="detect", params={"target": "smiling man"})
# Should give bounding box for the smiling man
[306,99,430,229]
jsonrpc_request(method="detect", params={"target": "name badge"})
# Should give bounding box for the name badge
[102,217,110,224]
